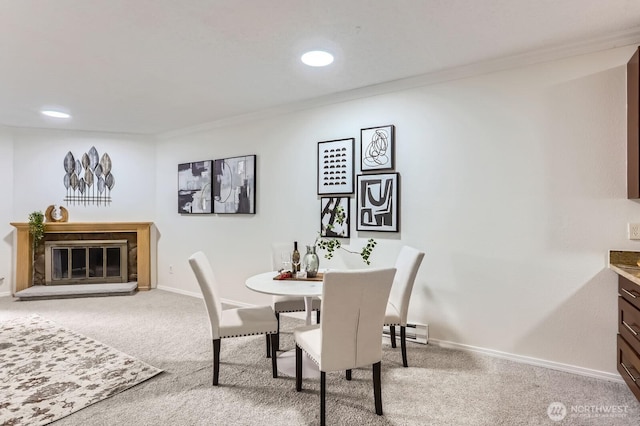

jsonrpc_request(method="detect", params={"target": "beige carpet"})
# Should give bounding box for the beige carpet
[0,315,162,425]
[0,290,638,425]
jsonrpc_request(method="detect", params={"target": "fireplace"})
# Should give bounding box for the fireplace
[10,222,153,294]
[45,240,128,285]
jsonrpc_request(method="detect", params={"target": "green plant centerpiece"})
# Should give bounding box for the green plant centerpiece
[314,205,377,265]
[28,211,45,284]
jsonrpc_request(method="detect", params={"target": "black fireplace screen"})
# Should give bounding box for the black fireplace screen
[45,240,128,285]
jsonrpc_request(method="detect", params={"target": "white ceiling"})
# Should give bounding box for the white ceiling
[2,0,640,136]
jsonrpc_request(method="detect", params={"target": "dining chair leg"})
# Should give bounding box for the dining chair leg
[390,325,396,348]
[373,361,383,415]
[270,334,278,378]
[400,326,408,367]
[212,339,221,386]
[316,310,320,324]
[266,334,271,358]
[346,369,352,380]
[320,371,326,426]
[275,313,281,351]
[295,345,302,391]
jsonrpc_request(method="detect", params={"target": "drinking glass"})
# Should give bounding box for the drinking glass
[292,256,301,277]
[281,252,292,272]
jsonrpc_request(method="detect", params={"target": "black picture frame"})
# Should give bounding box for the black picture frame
[320,197,350,238]
[360,125,395,171]
[212,155,256,214]
[178,160,213,214]
[317,138,354,195]
[356,172,399,232]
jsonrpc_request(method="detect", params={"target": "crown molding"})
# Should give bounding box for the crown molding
[157,28,640,140]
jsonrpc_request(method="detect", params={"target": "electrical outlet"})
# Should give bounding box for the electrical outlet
[629,223,640,240]
[169,265,174,274]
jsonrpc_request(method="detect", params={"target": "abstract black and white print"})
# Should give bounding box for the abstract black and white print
[213,155,256,214]
[361,125,394,171]
[320,197,350,238]
[178,160,213,214]
[357,173,399,232]
[317,138,354,195]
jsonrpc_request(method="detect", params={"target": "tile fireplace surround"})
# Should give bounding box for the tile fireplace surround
[10,222,153,294]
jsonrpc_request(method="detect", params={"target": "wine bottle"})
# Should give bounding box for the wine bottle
[292,241,300,273]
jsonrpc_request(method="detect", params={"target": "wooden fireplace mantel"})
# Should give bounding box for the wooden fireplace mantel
[10,222,153,293]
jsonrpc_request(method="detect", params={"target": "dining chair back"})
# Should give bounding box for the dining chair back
[189,251,278,385]
[384,246,425,367]
[190,251,223,339]
[294,268,396,425]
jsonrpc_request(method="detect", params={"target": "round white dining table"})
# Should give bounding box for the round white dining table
[245,271,323,378]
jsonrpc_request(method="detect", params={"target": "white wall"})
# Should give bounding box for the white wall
[0,127,14,295]
[10,128,156,222]
[155,45,640,378]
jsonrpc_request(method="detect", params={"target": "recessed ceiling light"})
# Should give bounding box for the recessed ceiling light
[301,50,334,67]
[41,110,71,119]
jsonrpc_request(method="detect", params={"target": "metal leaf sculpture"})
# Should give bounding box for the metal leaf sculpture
[64,152,75,174]
[62,148,114,206]
[63,173,71,200]
[88,146,99,170]
[81,153,90,170]
[84,169,94,187]
[70,173,79,190]
[100,153,112,175]
[105,173,115,190]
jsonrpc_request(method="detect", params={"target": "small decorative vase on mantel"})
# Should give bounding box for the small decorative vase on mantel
[304,245,320,278]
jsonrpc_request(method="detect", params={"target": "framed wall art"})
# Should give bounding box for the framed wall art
[213,154,256,214]
[178,160,213,214]
[356,172,399,232]
[361,125,395,171]
[320,197,350,238]
[317,138,354,195]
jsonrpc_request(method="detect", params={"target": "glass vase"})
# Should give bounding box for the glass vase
[304,245,320,278]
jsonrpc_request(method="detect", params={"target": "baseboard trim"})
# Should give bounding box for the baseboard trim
[156,285,202,299]
[0,291,11,298]
[156,286,252,307]
[429,338,623,383]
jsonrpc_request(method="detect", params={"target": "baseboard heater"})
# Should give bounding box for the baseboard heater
[383,323,428,344]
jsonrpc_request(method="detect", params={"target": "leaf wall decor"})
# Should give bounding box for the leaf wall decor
[100,153,112,175]
[81,153,90,170]
[105,173,115,190]
[64,152,75,174]
[62,147,115,205]
[88,146,99,170]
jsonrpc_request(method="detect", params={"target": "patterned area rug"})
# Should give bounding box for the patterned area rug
[0,315,162,425]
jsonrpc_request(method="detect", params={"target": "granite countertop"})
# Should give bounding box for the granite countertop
[609,250,640,287]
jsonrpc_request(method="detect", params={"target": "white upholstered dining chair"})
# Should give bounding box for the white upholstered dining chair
[188,251,278,385]
[384,246,425,367]
[270,243,321,352]
[294,268,396,425]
